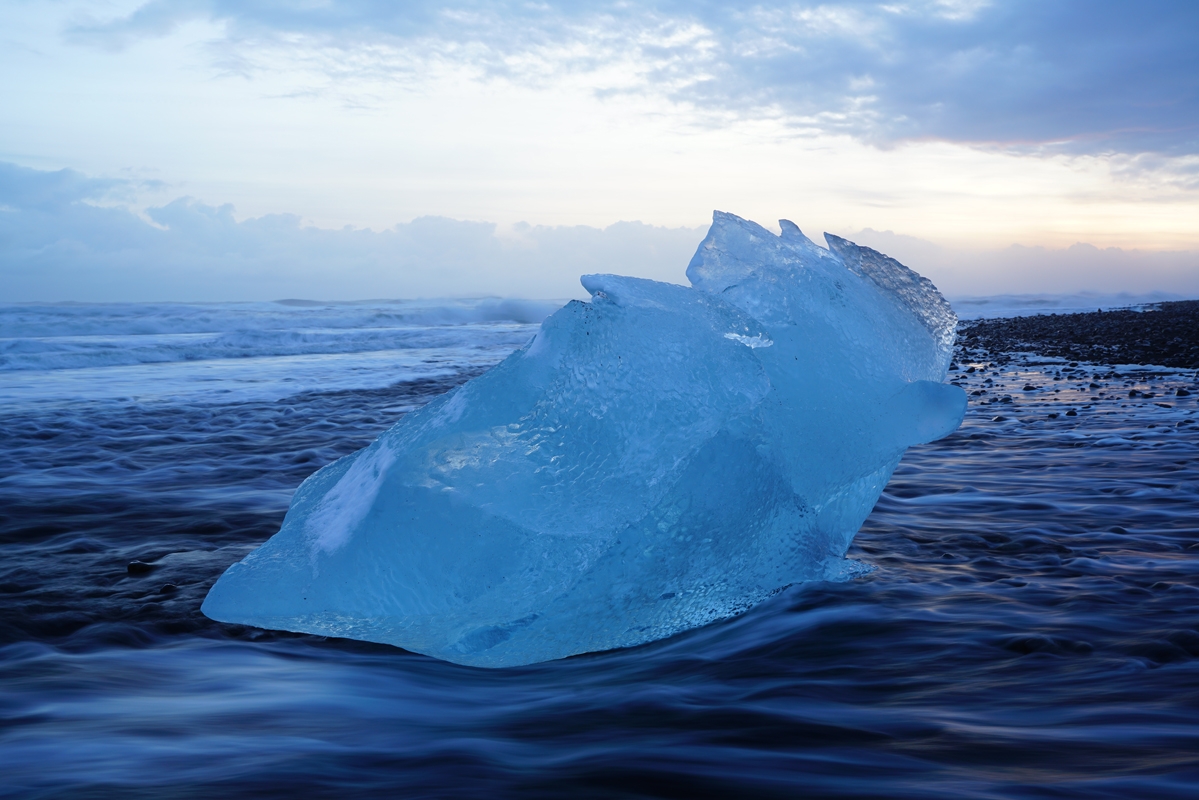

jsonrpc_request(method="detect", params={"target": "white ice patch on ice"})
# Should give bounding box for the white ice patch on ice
[724,332,773,348]
[306,441,396,555]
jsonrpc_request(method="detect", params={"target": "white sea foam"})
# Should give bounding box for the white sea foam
[950,291,1187,320]
[7,292,1187,409]
[0,298,561,339]
[0,299,557,407]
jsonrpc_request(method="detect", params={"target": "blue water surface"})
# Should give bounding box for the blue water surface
[1,302,1198,798]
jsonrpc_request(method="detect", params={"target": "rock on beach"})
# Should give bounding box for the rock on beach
[956,300,1199,368]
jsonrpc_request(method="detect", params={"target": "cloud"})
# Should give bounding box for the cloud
[847,228,1199,298]
[64,0,212,51]
[64,1,1199,157]
[3,163,1195,303]
[0,162,703,302]
[0,161,130,210]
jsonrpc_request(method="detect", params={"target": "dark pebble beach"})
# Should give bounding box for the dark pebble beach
[957,299,1199,368]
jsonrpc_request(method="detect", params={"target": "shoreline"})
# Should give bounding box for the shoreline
[956,300,1199,370]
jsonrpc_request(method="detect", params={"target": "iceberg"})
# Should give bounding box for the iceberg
[202,212,966,667]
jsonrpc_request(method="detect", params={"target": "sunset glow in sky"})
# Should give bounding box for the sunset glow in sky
[2,1,1197,300]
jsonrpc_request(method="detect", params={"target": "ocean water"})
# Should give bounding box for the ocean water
[948,291,1190,320]
[2,300,1198,799]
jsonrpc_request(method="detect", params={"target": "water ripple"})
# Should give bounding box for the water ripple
[1,351,1197,798]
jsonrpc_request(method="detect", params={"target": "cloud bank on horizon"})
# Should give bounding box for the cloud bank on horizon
[4,161,1196,303]
[1,1,1198,301]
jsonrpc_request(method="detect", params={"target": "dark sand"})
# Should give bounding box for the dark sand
[957,300,1199,369]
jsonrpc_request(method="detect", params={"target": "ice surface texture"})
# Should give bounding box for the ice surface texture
[202,212,966,667]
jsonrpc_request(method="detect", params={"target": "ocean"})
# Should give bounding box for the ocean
[2,299,1197,798]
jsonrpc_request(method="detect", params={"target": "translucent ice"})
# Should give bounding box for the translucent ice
[202,212,966,667]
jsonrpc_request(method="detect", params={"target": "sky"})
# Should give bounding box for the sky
[2,0,1198,301]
